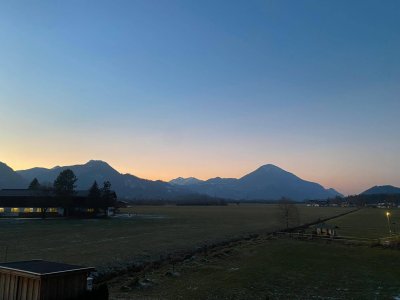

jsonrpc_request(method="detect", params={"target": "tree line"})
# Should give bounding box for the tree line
[28,169,117,217]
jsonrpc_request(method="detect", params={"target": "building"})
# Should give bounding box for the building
[0,189,116,218]
[0,260,94,300]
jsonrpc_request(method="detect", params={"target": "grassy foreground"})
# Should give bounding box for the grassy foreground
[0,205,350,272]
[109,238,400,299]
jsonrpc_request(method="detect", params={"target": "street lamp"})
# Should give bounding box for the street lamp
[386,211,392,236]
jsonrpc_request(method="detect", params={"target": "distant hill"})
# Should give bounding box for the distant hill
[16,160,188,200]
[169,177,204,186]
[0,162,27,189]
[361,185,400,195]
[170,164,342,201]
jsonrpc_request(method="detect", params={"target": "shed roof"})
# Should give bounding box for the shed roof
[0,260,94,276]
[0,189,89,197]
[0,189,50,197]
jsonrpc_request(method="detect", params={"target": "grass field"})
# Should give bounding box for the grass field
[109,238,400,299]
[0,205,351,272]
[326,207,400,239]
[106,207,400,299]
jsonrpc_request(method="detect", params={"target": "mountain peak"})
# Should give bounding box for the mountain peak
[258,164,283,171]
[362,185,400,195]
[240,164,293,182]
[84,160,116,170]
[170,177,203,186]
[86,160,110,166]
[250,164,288,176]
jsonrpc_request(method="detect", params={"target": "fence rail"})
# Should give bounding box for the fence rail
[274,231,377,244]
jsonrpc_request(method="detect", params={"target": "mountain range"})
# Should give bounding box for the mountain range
[5,160,398,201]
[1,160,187,200]
[169,164,342,201]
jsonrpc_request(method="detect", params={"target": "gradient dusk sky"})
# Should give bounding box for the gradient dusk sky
[0,0,399,195]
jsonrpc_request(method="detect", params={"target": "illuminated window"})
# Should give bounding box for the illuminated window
[11,208,20,213]
[24,208,34,213]
[36,208,42,213]
[0,208,4,213]
[48,208,58,213]
[87,208,94,213]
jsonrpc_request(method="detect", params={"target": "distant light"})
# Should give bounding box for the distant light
[386,212,391,217]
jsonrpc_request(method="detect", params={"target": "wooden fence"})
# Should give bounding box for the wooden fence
[273,231,377,245]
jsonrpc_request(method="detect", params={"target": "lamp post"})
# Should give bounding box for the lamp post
[386,211,392,236]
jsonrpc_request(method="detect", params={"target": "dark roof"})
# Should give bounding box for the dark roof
[0,189,89,197]
[0,260,94,276]
[0,189,50,197]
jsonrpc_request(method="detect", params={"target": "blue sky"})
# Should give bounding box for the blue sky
[0,0,399,194]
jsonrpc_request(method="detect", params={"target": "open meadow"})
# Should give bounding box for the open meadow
[326,207,400,238]
[0,205,351,273]
[109,208,400,299]
[109,238,400,299]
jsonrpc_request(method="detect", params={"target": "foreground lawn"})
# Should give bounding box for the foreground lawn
[0,205,350,272]
[110,238,400,299]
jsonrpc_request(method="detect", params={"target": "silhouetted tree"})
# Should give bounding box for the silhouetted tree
[54,169,77,217]
[54,169,77,196]
[88,181,101,213]
[277,197,300,229]
[27,180,54,219]
[28,178,41,190]
[101,181,117,216]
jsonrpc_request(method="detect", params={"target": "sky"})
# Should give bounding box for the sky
[0,0,399,195]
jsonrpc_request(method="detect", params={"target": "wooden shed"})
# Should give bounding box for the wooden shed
[0,260,94,300]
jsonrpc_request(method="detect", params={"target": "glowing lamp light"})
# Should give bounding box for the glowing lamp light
[386,211,392,236]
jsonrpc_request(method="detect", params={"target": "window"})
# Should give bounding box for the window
[36,208,42,213]
[0,208,4,213]
[48,208,58,213]
[87,208,95,213]
[24,208,34,213]
[11,208,20,213]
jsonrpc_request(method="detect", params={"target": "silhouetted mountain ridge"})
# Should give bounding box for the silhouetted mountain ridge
[1,160,343,201]
[0,162,27,189]
[169,177,204,186]
[16,160,187,199]
[361,185,400,195]
[170,164,342,201]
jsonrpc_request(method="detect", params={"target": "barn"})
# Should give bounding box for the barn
[0,260,94,300]
[0,189,116,218]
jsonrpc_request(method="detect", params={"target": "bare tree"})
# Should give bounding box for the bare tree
[277,197,300,229]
